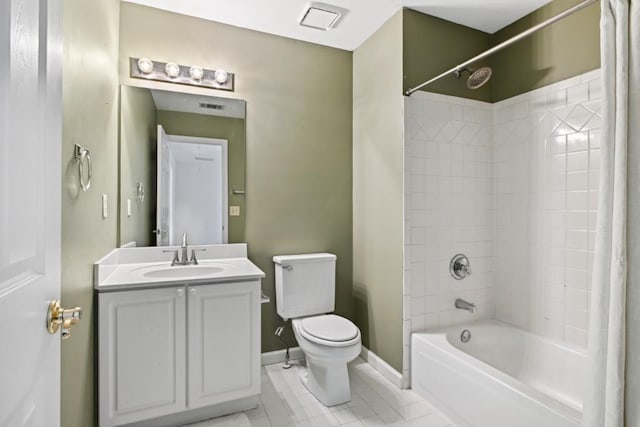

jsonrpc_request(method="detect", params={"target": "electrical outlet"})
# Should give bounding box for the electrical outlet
[229,206,240,216]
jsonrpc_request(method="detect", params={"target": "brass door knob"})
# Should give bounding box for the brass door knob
[47,300,82,339]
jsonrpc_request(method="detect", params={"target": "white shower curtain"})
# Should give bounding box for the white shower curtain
[583,0,640,426]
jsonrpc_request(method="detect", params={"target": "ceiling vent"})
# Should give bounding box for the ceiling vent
[299,3,346,31]
[199,102,224,110]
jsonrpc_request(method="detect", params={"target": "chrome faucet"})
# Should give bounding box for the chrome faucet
[455,298,477,313]
[180,233,189,265]
[163,233,205,266]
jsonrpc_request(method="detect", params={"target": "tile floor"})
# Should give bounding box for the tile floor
[185,357,456,427]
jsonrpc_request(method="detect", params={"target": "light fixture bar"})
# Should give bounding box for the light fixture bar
[129,58,234,92]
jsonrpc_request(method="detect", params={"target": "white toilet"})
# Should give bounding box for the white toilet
[273,253,361,406]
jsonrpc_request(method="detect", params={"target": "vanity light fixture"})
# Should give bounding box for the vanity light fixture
[165,62,181,78]
[214,69,228,84]
[137,57,154,74]
[129,57,235,92]
[189,65,204,81]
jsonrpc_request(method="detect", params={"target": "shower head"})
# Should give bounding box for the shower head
[454,66,493,90]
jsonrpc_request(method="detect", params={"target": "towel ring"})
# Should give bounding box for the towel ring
[74,144,92,192]
[136,182,145,203]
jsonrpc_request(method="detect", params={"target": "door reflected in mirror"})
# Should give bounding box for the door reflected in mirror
[119,85,246,247]
[157,129,228,245]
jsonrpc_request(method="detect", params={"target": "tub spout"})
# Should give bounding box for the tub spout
[455,298,477,313]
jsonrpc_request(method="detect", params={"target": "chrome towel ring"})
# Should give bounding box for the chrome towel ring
[74,144,92,191]
[136,182,145,203]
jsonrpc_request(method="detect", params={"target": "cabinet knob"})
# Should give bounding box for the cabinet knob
[176,288,184,297]
[190,288,197,295]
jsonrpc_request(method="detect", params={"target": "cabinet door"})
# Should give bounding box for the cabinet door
[99,287,186,427]
[187,281,260,409]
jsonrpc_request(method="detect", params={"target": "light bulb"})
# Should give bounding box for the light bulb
[137,57,154,74]
[189,65,204,81]
[214,69,228,84]
[165,62,180,78]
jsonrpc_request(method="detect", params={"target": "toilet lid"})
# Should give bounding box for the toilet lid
[300,315,359,342]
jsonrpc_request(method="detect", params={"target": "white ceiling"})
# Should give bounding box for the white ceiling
[124,0,552,51]
[151,89,246,119]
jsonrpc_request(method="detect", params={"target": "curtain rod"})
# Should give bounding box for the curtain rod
[404,0,599,96]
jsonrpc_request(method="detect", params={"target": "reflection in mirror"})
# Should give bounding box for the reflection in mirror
[119,86,246,247]
[156,131,229,246]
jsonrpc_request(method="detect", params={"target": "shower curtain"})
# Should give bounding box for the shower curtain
[583,0,640,426]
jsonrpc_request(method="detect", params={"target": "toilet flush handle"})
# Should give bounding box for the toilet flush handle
[281,264,293,272]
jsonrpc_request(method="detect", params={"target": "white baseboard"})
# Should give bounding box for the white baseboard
[261,347,304,366]
[360,346,403,389]
[261,346,406,390]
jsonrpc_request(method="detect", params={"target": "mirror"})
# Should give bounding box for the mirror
[118,85,246,247]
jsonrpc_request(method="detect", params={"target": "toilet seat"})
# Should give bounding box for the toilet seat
[295,315,360,347]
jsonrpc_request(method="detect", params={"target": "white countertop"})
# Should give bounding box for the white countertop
[94,244,265,292]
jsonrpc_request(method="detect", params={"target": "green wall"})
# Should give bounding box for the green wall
[119,3,353,353]
[405,0,600,102]
[61,0,120,425]
[119,86,157,247]
[156,110,246,243]
[490,0,600,101]
[353,11,405,372]
[403,9,493,102]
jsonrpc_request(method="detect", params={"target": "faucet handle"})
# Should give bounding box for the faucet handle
[163,249,180,266]
[182,232,188,247]
[190,248,206,265]
[450,254,472,280]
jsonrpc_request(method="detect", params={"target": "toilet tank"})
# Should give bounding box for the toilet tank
[273,253,337,320]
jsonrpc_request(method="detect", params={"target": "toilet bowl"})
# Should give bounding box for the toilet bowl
[292,314,361,406]
[273,253,361,406]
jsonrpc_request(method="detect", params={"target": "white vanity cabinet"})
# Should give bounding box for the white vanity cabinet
[98,280,261,427]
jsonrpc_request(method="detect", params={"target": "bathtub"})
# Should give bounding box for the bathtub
[411,320,586,427]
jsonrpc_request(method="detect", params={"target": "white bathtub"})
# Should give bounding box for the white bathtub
[411,320,586,427]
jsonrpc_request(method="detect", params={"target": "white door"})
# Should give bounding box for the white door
[0,0,63,425]
[156,125,171,245]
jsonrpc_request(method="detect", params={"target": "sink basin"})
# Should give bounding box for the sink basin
[129,262,236,280]
[142,266,225,278]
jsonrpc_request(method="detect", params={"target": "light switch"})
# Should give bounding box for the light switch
[229,206,240,216]
[102,194,108,219]
[127,199,132,217]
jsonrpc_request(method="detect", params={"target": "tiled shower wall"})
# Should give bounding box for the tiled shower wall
[493,70,601,349]
[403,69,601,356]
[403,92,496,339]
